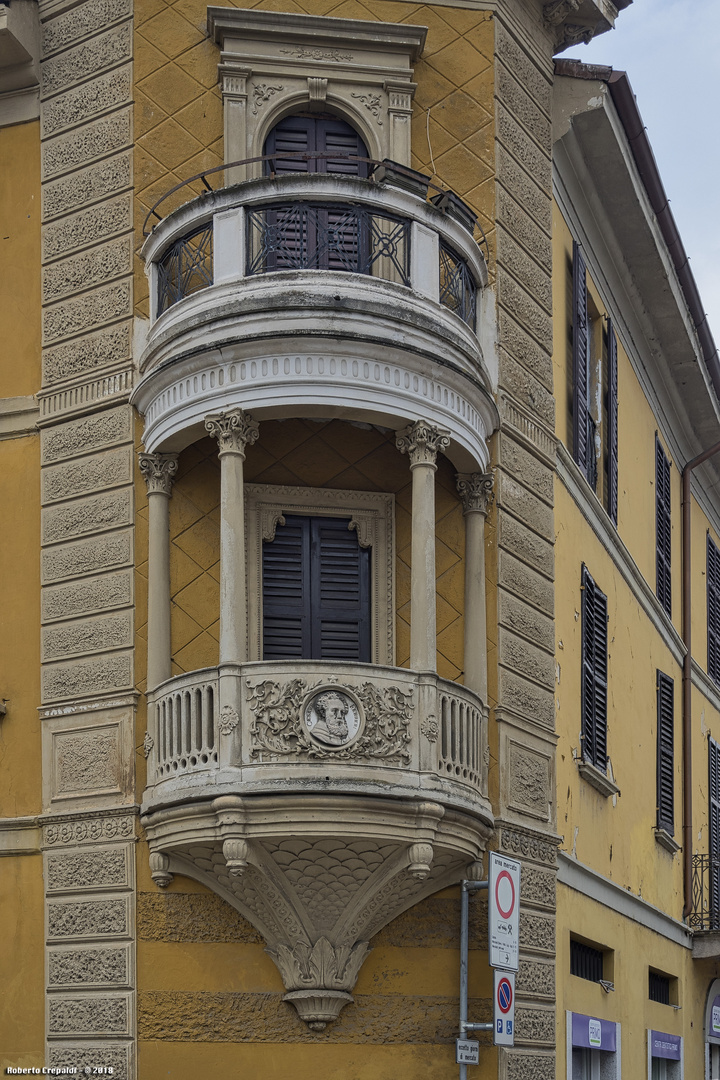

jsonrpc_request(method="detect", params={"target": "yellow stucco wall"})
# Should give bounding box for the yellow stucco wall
[0,854,45,1067]
[0,120,41,397]
[133,0,495,316]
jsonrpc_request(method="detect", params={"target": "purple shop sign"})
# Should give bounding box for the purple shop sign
[650,1030,681,1061]
[712,994,720,1037]
[571,1013,616,1052]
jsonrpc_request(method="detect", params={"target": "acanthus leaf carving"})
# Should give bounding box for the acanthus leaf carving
[139,451,178,496]
[252,83,283,115]
[269,936,370,992]
[395,420,450,467]
[456,470,495,516]
[351,91,383,125]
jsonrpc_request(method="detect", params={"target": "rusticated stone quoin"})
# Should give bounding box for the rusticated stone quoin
[48,947,128,986]
[41,24,132,98]
[43,280,132,344]
[42,490,132,544]
[43,612,132,659]
[41,407,132,463]
[41,67,132,138]
[43,196,132,261]
[41,653,133,701]
[47,849,129,892]
[48,1047,129,1080]
[42,237,132,303]
[43,153,132,221]
[42,0,132,55]
[47,994,129,1035]
[43,324,132,384]
[47,898,129,940]
[42,532,133,583]
[42,570,132,621]
[42,448,132,503]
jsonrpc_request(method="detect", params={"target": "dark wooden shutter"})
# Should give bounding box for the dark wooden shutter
[581,565,608,770]
[264,115,368,177]
[709,535,720,684]
[656,671,674,835]
[709,737,720,919]
[263,514,370,662]
[607,319,618,525]
[572,241,590,481]
[655,438,672,617]
[312,517,371,661]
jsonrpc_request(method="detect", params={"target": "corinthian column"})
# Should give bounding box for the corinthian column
[139,452,179,690]
[396,420,450,671]
[205,409,259,665]
[456,471,494,699]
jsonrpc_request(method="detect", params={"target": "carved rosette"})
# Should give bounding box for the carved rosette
[456,470,495,516]
[138,452,178,496]
[395,420,450,468]
[205,408,259,458]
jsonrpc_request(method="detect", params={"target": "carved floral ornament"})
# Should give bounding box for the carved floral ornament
[205,408,259,457]
[395,420,451,468]
[138,451,178,496]
[247,678,412,761]
[456,469,495,515]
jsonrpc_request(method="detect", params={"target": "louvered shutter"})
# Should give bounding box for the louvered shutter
[572,241,590,481]
[311,518,371,661]
[656,671,674,835]
[581,565,608,770]
[709,535,720,684]
[262,515,311,659]
[264,115,368,177]
[709,737,720,921]
[263,514,370,662]
[607,320,619,525]
[655,438,672,617]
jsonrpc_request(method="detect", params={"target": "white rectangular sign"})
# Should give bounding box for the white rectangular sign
[488,851,520,970]
[456,1038,480,1065]
[493,969,516,1047]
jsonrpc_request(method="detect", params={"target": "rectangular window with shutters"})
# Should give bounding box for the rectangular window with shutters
[581,565,608,772]
[656,439,672,617]
[571,242,618,523]
[656,672,674,836]
[709,534,720,685]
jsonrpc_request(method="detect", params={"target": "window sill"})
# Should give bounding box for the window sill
[577,760,620,798]
[654,827,680,855]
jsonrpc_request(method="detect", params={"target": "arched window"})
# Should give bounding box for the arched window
[263,113,369,176]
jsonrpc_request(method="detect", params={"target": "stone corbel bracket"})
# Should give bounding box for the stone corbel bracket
[543,0,628,54]
[143,792,492,1029]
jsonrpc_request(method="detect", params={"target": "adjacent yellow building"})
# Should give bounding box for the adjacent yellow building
[4,0,720,1077]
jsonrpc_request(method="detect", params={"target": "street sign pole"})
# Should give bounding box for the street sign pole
[458,878,493,1079]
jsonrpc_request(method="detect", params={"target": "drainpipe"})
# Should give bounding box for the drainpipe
[682,440,720,918]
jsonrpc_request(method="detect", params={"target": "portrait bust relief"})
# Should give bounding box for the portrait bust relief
[304,690,361,748]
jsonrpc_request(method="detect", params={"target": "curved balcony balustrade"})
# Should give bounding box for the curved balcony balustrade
[133,167,495,471]
[141,658,493,1028]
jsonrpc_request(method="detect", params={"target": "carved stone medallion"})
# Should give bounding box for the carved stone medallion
[304,689,361,748]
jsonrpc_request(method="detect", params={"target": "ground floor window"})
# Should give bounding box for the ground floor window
[567,1013,620,1080]
[648,1030,682,1080]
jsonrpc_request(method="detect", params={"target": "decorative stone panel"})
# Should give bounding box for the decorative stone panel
[41,405,132,464]
[46,846,132,894]
[47,897,131,942]
[516,958,555,999]
[514,1005,554,1045]
[43,279,132,344]
[41,67,133,138]
[47,993,132,1037]
[519,866,556,910]
[42,152,132,221]
[42,0,131,56]
[42,569,133,621]
[43,236,133,303]
[43,323,132,385]
[497,550,554,617]
[519,911,555,955]
[42,447,133,503]
[496,145,552,234]
[48,1044,131,1080]
[42,531,133,584]
[42,489,132,544]
[43,812,136,847]
[502,1052,555,1080]
[41,23,132,97]
[42,611,133,661]
[505,741,551,822]
[43,707,134,803]
[48,944,132,988]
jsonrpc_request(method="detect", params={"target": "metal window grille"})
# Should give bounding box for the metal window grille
[648,971,670,1005]
[439,243,477,327]
[246,202,410,285]
[570,939,604,982]
[157,222,213,315]
[690,852,720,930]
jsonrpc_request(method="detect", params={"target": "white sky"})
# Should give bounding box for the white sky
[563,0,720,347]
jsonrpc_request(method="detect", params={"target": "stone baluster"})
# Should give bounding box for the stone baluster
[456,471,494,700]
[139,452,179,690]
[396,420,450,671]
[205,408,259,665]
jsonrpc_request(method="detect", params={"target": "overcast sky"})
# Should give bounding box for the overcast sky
[563,0,720,346]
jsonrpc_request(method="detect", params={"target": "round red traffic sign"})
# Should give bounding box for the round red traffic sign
[497,977,513,1014]
[495,869,515,920]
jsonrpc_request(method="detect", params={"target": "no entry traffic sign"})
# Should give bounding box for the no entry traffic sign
[493,969,515,1047]
[488,852,520,970]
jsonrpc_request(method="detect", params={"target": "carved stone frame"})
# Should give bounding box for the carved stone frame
[208,8,426,179]
[245,484,395,665]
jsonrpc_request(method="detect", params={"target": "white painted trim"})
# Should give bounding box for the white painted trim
[0,394,38,440]
[0,816,41,855]
[557,443,686,666]
[558,851,692,948]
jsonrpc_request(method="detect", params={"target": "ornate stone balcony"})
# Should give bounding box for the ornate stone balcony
[141,659,493,1027]
[133,170,494,471]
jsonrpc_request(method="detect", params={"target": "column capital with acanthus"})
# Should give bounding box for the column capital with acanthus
[139,452,179,496]
[456,470,494,516]
[395,420,450,469]
[205,408,259,458]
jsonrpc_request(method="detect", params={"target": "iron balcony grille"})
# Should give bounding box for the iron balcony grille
[439,243,477,328]
[157,222,213,316]
[246,201,411,286]
[690,852,720,930]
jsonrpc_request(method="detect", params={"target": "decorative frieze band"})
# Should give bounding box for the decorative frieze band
[43,812,136,847]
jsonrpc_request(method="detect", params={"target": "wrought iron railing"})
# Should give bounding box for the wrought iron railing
[439,243,477,327]
[689,852,720,930]
[246,201,411,285]
[157,222,213,316]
